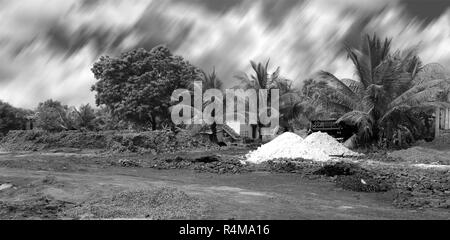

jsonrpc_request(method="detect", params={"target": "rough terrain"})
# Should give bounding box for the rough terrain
[0,147,449,220]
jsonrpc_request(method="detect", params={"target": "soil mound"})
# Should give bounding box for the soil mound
[314,162,392,192]
[0,130,218,153]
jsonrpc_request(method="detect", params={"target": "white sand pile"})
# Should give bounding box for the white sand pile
[299,132,361,161]
[246,132,304,164]
[246,132,361,164]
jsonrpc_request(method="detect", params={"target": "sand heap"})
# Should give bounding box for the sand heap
[246,132,304,163]
[246,132,361,164]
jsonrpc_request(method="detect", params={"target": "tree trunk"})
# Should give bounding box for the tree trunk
[210,122,218,143]
[435,107,440,138]
[150,114,157,130]
[210,109,218,143]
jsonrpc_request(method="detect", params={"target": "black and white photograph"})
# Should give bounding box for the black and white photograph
[0,0,449,224]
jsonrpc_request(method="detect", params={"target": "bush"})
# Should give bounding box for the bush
[35,99,74,132]
[0,100,30,136]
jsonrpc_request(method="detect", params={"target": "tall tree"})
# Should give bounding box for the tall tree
[91,45,202,130]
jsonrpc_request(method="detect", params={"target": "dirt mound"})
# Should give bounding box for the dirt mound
[389,168,450,209]
[388,147,450,165]
[0,130,110,151]
[0,130,218,153]
[254,159,322,175]
[63,188,208,219]
[143,155,248,174]
[419,134,450,151]
[358,158,450,209]
[314,162,392,193]
[313,162,359,176]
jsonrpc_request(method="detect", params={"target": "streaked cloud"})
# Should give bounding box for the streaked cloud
[0,0,449,108]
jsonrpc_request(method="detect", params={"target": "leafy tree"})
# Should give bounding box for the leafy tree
[316,34,450,146]
[91,46,202,130]
[35,99,74,132]
[72,104,97,131]
[0,100,29,136]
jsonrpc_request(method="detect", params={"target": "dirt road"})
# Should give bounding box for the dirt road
[0,151,448,219]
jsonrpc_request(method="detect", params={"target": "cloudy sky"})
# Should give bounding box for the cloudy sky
[1,0,449,109]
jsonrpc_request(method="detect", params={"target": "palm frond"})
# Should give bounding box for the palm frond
[340,78,364,96]
[389,79,450,108]
[316,71,359,99]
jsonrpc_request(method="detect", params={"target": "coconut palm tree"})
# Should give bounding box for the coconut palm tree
[232,60,281,138]
[201,67,223,92]
[234,61,331,133]
[278,78,347,132]
[234,60,280,90]
[315,34,450,146]
[200,68,224,142]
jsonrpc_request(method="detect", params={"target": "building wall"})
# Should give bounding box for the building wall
[446,108,450,130]
[439,108,450,130]
[239,124,252,138]
[436,107,450,137]
[239,124,260,139]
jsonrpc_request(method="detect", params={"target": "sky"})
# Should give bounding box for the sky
[0,0,450,109]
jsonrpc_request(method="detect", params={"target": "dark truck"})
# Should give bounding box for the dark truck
[308,119,355,142]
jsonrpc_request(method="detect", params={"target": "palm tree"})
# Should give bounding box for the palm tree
[234,60,284,138]
[234,60,280,90]
[201,67,223,92]
[277,77,344,131]
[316,34,450,146]
[200,68,224,142]
[234,61,331,133]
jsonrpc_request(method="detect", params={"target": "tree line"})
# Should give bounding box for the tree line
[1,34,449,149]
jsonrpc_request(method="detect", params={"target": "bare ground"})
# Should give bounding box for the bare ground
[0,150,448,220]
